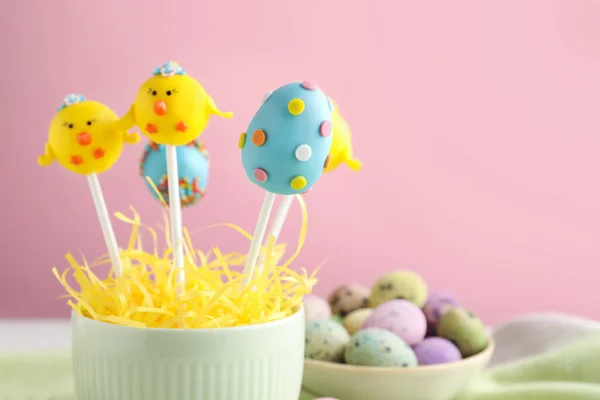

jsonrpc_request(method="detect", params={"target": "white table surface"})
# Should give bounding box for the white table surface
[0,319,71,354]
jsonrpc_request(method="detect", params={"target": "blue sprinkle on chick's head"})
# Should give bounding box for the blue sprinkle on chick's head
[240,81,333,195]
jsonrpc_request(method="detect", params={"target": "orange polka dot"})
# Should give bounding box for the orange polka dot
[252,130,267,146]
[324,155,331,170]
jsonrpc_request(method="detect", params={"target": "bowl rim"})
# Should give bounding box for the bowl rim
[71,305,304,333]
[303,336,495,373]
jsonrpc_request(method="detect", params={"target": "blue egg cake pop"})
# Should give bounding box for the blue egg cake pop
[239,81,334,195]
[140,140,209,207]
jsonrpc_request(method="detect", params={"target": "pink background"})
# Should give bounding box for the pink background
[2,0,600,325]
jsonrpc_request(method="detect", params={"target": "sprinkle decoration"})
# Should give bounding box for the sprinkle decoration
[157,175,205,206]
[53,195,318,329]
[57,93,86,112]
[152,61,187,77]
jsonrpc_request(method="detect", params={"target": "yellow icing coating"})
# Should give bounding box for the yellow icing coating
[325,100,362,173]
[54,195,318,329]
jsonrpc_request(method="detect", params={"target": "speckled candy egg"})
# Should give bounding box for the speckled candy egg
[423,291,460,324]
[413,337,462,366]
[140,140,209,207]
[345,328,417,367]
[437,307,488,358]
[342,308,373,336]
[239,81,334,195]
[362,299,427,345]
[328,284,370,317]
[369,270,428,308]
[305,320,351,362]
[304,295,332,321]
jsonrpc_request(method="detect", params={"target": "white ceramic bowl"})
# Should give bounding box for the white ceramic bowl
[72,308,305,400]
[302,337,494,400]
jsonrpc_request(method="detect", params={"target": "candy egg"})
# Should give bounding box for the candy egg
[369,270,428,308]
[328,284,370,317]
[362,299,427,345]
[304,295,332,321]
[305,320,351,362]
[331,314,344,324]
[422,292,460,324]
[240,82,334,195]
[342,308,372,336]
[140,140,209,207]
[345,328,417,367]
[413,337,462,366]
[437,307,488,358]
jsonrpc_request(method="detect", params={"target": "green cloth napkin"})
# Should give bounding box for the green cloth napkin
[455,331,600,400]
[2,332,600,400]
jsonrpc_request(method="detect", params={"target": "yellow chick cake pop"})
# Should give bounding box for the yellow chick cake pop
[117,61,233,145]
[38,94,139,174]
[325,99,362,173]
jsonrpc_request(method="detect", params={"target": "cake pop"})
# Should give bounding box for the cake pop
[238,81,334,288]
[117,61,232,145]
[140,140,209,207]
[325,100,362,172]
[39,94,139,174]
[39,94,140,276]
[240,81,334,195]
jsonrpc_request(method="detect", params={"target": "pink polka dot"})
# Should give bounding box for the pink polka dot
[320,120,332,137]
[301,81,318,91]
[253,168,268,182]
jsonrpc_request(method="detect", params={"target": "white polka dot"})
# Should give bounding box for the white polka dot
[327,97,335,112]
[262,91,273,104]
[295,144,312,161]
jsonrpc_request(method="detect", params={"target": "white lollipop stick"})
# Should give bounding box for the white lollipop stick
[86,173,123,277]
[240,191,277,289]
[166,145,185,294]
[256,195,294,276]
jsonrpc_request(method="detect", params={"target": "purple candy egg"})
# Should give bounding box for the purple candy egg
[413,337,462,365]
[362,299,427,345]
[422,292,459,324]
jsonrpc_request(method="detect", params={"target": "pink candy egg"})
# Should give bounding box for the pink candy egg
[362,299,427,345]
[304,294,332,321]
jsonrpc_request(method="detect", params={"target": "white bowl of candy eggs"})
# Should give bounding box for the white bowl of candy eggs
[302,270,494,400]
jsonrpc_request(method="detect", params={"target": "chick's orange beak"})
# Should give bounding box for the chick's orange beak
[153,100,167,116]
[76,132,92,146]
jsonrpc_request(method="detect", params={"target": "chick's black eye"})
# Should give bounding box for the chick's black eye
[86,121,92,126]
[68,123,74,129]
[166,90,172,96]
[151,90,157,96]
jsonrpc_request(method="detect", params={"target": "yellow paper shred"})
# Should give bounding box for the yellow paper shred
[54,195,317,329]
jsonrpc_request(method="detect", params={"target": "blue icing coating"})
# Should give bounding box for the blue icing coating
[241,82,333,195]
[140,141,209,207]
